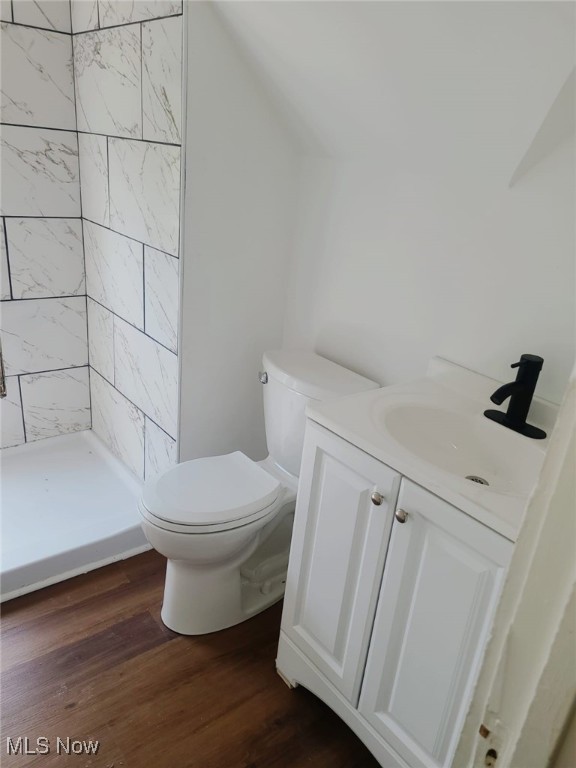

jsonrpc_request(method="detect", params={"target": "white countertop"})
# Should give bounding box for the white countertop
[306,358,556,542]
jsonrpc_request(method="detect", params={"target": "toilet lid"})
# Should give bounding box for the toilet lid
[140,452,281,527]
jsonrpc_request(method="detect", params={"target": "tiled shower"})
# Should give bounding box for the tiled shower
[0,0,184,599]
[1,0,87,447]
[1,0,182,481]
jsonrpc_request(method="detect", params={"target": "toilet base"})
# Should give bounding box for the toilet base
[161,559,242,635]
[161,558,284,635]
[147,499,296,635]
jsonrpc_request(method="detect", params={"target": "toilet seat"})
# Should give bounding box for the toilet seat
[140,451,281,534]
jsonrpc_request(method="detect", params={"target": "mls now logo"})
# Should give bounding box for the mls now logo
[6,738,50,756]
[6,737,100,755]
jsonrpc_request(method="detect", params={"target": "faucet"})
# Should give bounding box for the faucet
[484,354,546,439]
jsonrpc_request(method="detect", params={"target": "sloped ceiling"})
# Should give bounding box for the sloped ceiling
[510,67,575,186]
[215,2,575,178]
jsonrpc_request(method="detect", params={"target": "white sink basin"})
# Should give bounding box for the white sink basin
[380,403,542,496]
[307,358,554,541]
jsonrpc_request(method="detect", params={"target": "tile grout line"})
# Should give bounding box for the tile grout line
[1,294,86,303]
[2,216,178,261]
[142,243,146,334]
[88,295,177,356]
[111,300,116,388]
[106,137,111,227]
[11,364,90,379]
[2,11,182,37]
[70,18,91,415]
[16,375,27,443]
[2,216,82,220]
[87,363,93,430]
[81,128,180,148]
[83,216,179,259]
[73,11,183,37]
[90,366,175,442]
[1,19,72,36]
[140,22,144,140]
[3,217,15,300]
[1,122,76,135]
[0,123,181,148]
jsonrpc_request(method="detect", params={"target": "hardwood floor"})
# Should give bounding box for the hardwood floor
[1,551,380,768]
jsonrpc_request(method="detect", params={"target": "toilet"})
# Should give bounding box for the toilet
[139,350,378,635]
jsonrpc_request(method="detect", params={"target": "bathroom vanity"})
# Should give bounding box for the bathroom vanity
[277,359,552,768]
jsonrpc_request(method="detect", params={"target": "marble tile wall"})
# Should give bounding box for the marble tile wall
[12,1,71,33]
[20,367,91,441]
[144,245,178,352]
[6,218,84,298]
[1,22,75,130]
[145,416,177,478]
[0,0,182,476]
[142,15,182,144]
[97,1,181,29]
[0,375,25,449]
[73,0,183,479]
[71,1,98,35]
[1,296,88,375]
[90,368,145,477]
[1,125,81,216]
[77,132,109,226]
[108,138,180,255]
[1,220,10,300]
[0,5,88,450]
[74,24,142,139]
[84,220,144,328]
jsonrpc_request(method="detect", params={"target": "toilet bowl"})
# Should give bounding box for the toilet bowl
[139,350,379,635]
[139,451,296,634]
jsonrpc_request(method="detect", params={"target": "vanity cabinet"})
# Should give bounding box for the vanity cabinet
[358,479,511,768]
[281,421,400,703]
[278,421,513,768]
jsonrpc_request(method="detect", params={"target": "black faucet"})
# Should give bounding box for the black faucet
[484,354,547,439]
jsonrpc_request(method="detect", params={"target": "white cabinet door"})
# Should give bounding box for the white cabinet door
[359,479,512,768]
[281,421,400,705]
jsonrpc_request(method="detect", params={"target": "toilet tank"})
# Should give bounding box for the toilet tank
[261,350,379,478]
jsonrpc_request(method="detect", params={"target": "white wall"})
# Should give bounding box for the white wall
[178,3,300,461]
[284,139,574,403]
[219,2,575,405]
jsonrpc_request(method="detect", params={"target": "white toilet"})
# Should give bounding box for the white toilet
[139,350,378,635]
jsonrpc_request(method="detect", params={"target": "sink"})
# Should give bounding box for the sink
[379,403,543,496]
[306,358,554,540]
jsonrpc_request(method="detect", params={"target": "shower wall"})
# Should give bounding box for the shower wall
[72,0,183,479]
[0,1,88,449]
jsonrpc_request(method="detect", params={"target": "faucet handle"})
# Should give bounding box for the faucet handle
[511,354,544,370]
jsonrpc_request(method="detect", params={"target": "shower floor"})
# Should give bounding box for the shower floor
[1,430,149,602]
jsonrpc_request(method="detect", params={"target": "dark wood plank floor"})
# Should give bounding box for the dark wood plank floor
[1,551,380,768]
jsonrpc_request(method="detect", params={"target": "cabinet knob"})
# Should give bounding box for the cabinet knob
[395,508,408,523]
[371,492,384,506]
